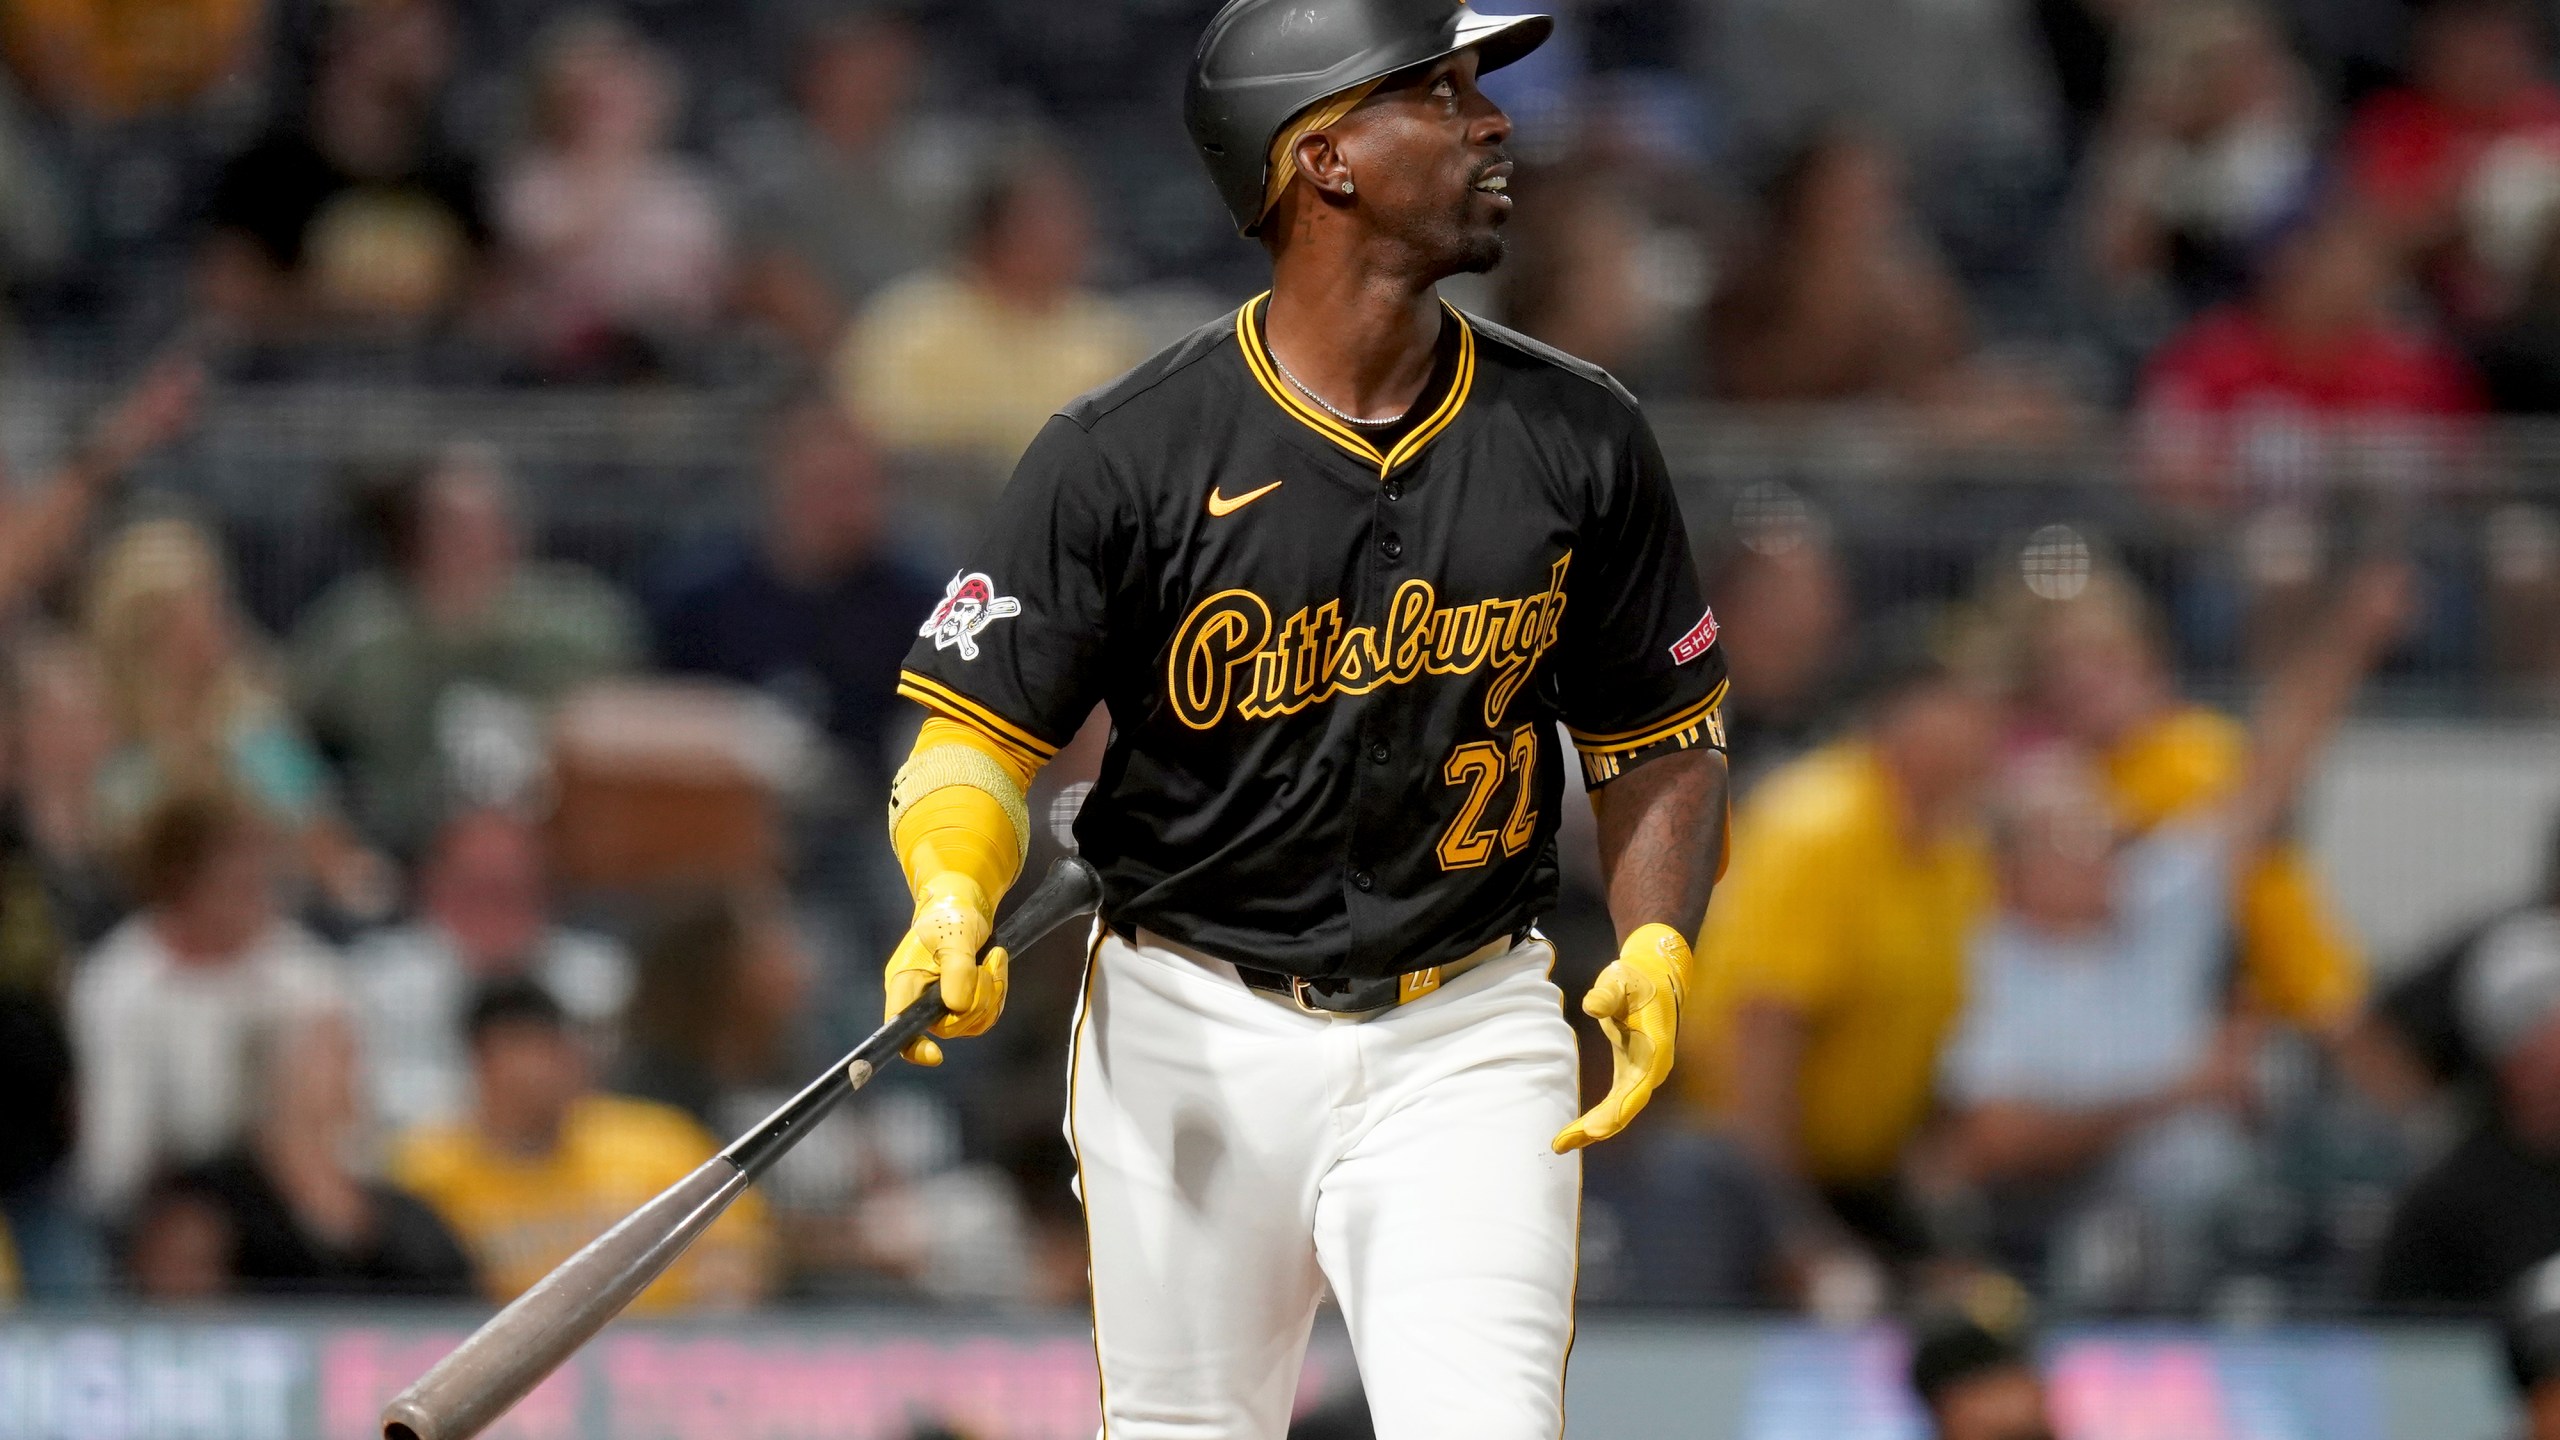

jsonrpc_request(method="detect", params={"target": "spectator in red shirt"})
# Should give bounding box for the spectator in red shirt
[2340,0,2560,322]
[2137,202,2482,509]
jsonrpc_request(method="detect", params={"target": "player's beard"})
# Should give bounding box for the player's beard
[1339,144,1512,282]
[1439,170,1510,275]
[1448,223,1506,275]
[1383,188,1508,280]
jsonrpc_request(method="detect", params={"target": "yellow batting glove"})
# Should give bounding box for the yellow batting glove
[881,872,1008,1066]
[1552,922,1688,1153]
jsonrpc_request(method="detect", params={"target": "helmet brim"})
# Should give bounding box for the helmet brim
[1452,10,1554,79]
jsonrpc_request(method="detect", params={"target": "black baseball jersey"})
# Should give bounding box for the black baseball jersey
[898,295,1727,979]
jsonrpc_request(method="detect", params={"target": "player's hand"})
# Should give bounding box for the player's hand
[881,872,1009,1066]
[1552,923,1688,1153]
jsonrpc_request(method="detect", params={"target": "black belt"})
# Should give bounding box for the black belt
[1109,920,1535,1016]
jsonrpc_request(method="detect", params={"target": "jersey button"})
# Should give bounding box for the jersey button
[1367,741,1390,764]
[1379,534,1403,562]
[1350,868,1376,892]
[1382,479,1404,501]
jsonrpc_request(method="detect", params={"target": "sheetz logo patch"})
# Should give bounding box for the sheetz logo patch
[1167,554,1571,731]
[1670,608,1719,665]
[920,572,1021,662]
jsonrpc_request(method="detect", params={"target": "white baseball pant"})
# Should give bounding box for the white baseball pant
[1065,923,1582,1440]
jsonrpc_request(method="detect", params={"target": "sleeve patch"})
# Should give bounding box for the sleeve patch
[1669,608,1720,665]
[919,571,1022,661]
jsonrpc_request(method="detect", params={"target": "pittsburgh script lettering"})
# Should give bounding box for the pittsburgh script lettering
[1167,553,1571,731]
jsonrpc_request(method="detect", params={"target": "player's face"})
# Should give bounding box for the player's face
[1342,49,1515,275]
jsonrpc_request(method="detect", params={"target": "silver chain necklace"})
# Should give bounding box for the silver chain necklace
[1269,347,1412,428]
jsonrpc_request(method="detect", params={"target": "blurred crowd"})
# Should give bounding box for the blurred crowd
[13,0,2560,434]
[0,368,2553,1331]
[0,0,2558,1347]
[0,374,1089,1312]
[1614,516,2560,1327]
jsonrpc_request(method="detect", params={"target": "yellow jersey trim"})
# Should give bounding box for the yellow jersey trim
[1577,714,1723,787]
[895,671,1062,761]
[1234,293,1476,477]
[1565,680,1731,754]
[1383,303,1475,473]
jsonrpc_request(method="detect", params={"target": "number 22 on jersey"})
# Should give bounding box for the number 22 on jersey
[1437,723,1540,871]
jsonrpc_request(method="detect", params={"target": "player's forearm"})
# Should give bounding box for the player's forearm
[889,716,1045,904]
[1589,748,1727,942]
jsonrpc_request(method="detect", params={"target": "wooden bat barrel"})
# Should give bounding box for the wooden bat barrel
[379,855,1100,1440]
[380,1157,751,1440]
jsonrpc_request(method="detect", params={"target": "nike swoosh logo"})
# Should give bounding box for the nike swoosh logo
[1206,480,1283,517]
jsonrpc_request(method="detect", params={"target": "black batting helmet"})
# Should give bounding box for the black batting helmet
[1185,0,1552,237]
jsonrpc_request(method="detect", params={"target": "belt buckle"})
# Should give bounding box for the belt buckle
[1285,974,1331,1016]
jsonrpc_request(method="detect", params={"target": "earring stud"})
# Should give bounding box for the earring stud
[1341,181,1355,194]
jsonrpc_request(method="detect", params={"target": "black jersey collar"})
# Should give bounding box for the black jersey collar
[1236,293,1477,477]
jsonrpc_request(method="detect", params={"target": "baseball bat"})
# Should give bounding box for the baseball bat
[380,854,1104,1440]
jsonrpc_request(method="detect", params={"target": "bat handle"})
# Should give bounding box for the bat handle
[840,992,947,1089]
[722,854,1102,1180]
[722,992,946,1179]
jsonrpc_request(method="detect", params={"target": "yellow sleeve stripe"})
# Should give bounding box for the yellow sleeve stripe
[1566,680,1730,754]
[1578,716,1723,788]
[895,671,1063,761]
[905,706,1048,790]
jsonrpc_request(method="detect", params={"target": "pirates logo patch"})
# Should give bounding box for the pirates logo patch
[920,572,1021,662]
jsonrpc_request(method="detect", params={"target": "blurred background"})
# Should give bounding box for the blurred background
[3,0,2560,1435]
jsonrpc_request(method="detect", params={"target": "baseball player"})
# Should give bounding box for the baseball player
[880,1,1731,1434]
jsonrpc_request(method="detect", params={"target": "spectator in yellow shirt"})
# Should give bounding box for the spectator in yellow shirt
[835,154,1141,477]
[2022,569,2367,1031]
[392,978,771,1313]
[1938,563,2411,1308]
[1683,615,2002,1302]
